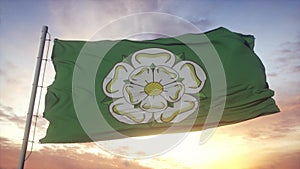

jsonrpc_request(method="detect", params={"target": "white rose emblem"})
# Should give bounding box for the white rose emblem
[103,48,206,124]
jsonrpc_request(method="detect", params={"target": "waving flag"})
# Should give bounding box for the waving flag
[40,27,279,143]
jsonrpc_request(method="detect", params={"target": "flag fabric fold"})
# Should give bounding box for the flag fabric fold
[40,27,279,143]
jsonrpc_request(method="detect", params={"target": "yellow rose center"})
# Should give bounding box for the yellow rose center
[144,82,163,96]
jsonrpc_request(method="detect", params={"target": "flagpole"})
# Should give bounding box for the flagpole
[18,25,48,169]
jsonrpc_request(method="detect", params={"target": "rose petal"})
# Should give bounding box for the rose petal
[173,61,206,94]
[103,63,134,98]
[123,84,147,105]
[155,94,199,123]
[109,98,153,124]
[154,66,179,85]
[131,48,175,68]
[129,66,153,86]
[140,95,167,113]
[161,82,185,102]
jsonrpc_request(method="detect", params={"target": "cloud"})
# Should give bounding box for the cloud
[190,18,212,28]
[0,61,18,85]
[248,150,300,169]
[0,136,13,146]
[0,59,35,112]
[267,40,300,99]
[0,103,48,131]
[48,0,162,40]
[235,99,299,139]
[203,96,299,169]
[292,65,300,72]
[0,103,26,129]
[158,0,214,30]
[214,94,300,166]
[274,41,300,71]
[0,137,152,169]
[0,67,4,77]
[48,0,214,41]
[267,72,277,77]
[0,103,13,112]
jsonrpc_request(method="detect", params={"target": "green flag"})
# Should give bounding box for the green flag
[40,27,279,143]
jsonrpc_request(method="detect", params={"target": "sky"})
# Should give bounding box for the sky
[0,0,299,169]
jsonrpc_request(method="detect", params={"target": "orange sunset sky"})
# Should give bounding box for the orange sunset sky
[0,0,299,169]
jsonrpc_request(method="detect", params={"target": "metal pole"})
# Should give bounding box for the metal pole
[18,25,48,169]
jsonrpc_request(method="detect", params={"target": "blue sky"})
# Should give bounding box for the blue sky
[0,0,299,169]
